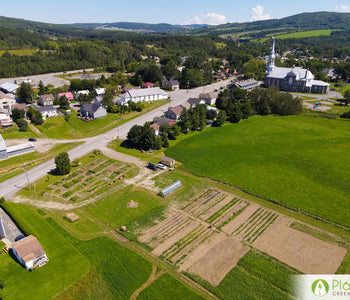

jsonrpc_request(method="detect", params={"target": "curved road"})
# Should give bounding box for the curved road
[0,79,233,199]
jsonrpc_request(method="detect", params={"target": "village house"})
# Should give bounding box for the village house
[142,82,155,89]
[199,92,218,105]
[80,103,107,119]
[186,98,206,107]
[35,106,58,118]
[77,90,90,98]
[165,106,183,120]
[58,92,74,101]
[11,235,49,270]
[0,110,13,128]
[118,87,168,105]
[162,79,180,90]
[38,94,54,106]
[0,94,16,112]
[152,117,175,127]
[95,88,106,96]
[150,123,160,136]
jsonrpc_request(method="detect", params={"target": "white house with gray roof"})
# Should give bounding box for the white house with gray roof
[118,87,168,105]
[264,38,329,94]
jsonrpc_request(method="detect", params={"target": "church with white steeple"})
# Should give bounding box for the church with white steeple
[264,38,329,94]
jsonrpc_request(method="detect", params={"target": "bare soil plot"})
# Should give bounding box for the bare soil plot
[180,235,250,286]
[253,217,347,274]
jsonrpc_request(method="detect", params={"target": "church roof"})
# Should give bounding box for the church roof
[266,66,314,81]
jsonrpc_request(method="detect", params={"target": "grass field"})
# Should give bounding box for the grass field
[166,115,350,228]
[0,203,90,300]
[139,273,204,300]
[185,249,298,299]
[0,123,38,139]
[276,30,333,39]
[0,142,79,183]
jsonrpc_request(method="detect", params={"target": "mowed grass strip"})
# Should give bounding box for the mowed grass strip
[166,115,350,228]
[45,218,154,300]
[0,203,90,300]
[138,273,204,300]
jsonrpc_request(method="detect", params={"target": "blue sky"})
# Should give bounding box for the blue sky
[1,0,350,25]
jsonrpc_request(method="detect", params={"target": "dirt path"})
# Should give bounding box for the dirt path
[130,265,166,300]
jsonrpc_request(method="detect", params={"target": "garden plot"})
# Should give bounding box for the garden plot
[160,224,215,265]
[179,235,250,286]
[184,189,228,217]
[232,207,279,243]
[43,158,130,203]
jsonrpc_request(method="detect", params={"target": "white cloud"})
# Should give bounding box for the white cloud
[335,4,350,11]
[185,13,227,25]
[250,5,271,21]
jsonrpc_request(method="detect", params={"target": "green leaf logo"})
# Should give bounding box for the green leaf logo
[311,279,329,297]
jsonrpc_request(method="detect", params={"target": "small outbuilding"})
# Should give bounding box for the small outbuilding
[161,156,176,168]
[11,235,49,270]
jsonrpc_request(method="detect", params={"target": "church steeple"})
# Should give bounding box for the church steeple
[267,37,275,72]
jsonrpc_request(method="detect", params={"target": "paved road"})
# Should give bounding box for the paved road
[0,79,233,199]
[0,208,23,243]
[0,68,95,88]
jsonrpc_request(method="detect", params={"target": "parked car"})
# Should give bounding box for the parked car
[15,235,25,242]
[148,162,158,171]
[157,163,167,170]
[28,138,37,142]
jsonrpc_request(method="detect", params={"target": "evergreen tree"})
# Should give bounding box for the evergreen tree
[38,80,45,95]
[59,96,70,110]
[17,82,33,104]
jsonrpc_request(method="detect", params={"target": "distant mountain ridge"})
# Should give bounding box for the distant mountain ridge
[189,12,350,37]
[68,22,209,33]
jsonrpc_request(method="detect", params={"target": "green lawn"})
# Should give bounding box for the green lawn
[166,115,350,228]
[139,273,204,300]
[0,203,90,300]
[0,123,39,139]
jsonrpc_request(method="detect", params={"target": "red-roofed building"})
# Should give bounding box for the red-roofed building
[58,92,74,101]
[142,82,155,89]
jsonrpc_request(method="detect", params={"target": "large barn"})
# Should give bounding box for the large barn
[264,38,329,94]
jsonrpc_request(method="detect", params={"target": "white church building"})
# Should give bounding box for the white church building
[264,38,329,94]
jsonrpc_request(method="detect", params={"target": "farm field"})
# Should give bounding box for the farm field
[166,115,350,228]
[138,188,346,285]
[0,142,79,183]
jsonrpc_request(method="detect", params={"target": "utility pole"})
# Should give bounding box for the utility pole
[21,155,30,190]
